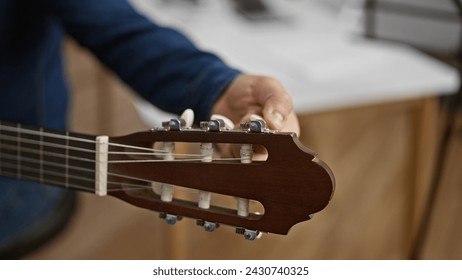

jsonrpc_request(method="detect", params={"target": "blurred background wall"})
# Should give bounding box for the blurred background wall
[27,0,461,259]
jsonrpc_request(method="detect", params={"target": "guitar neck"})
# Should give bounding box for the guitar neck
[0,121,100,194]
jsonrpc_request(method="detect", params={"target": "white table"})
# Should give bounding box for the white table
[126,0,460,259]
[130,0,459,116]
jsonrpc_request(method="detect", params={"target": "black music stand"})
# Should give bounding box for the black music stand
[363,0,462,259]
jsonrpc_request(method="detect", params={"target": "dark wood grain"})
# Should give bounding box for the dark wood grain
[109,129,335,235]
[0,121,335,236]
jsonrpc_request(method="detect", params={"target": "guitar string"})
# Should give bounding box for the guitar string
[0,122,148,192]
[0,124,175,154]
[0,123,254,192]
[0,144,244,177]
[0,123,262,160]
[0,133,168,156]
[0,139,209,163]
[0,164,233,207]
[0,141,246,193]
[0,159,164,193]
[0,133,230,159]
[0,124,97,143]
[0,151,213,190]
[0,166,252,219]
[0,137,244,163]
[0,141,95,163]
[1,170,159,193]
[0,123,245,155]
[0,157,243,195]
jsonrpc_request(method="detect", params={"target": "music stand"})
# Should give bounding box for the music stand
[363,0,462,259]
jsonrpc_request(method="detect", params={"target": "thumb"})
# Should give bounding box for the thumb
[253,77,293,130]
[262,99,292,131]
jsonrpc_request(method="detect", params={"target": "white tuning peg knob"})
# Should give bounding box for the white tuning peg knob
[180,108,194,128]
[210,114,234,129]
[250,114,264,121]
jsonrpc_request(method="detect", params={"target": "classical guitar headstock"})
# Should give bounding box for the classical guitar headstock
[106,114,335,240]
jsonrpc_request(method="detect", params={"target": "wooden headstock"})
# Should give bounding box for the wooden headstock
[107,119,335,240]
[0,118,334,240]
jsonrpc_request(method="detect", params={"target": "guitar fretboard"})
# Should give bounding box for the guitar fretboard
[0,121,97,193]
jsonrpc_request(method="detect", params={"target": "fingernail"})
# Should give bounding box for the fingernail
[273,112,284,129]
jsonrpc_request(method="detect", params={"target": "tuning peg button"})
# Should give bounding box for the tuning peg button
[240,119,268,133]
[249,120,266,133]
[162,118,186,131]
[159,213,182,225]
[197,220,219,232]
[200,120,224,132]
[211,114,234,130]
[180,108,194,128]
[236,228,262,240]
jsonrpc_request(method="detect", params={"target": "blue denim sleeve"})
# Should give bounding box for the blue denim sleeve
[46,0,241,122]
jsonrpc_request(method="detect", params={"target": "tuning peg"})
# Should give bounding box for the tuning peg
[210,114,234,130]
[236,228,263,240]
[159,213,183,225]
[240,120,266,133]
[180,108,194,128]
[239,115,267,133]
[162,118,185,131]
[200,119,224,132]
[196,220,220,232]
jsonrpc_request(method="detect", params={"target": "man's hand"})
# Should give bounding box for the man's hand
[212,74,300,134]
[211,74,300,159]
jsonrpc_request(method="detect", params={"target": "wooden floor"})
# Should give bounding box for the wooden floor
[26,42,462,260]
[420,109,462,259]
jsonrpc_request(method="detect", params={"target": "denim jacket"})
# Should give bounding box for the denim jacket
[0,0,240,129]
[0,0,240,254]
